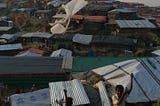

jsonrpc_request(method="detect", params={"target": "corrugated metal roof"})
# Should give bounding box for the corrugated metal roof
[116,20,156,28]
[21,32,53,38]
[92,35,134,46]
[35,10,52,13]
[0,56,71,74]
[108,8,136,13]
[13,32,26,37]
[0,27,12,31]
[62,57,73,69]
[0,43,23,51]
[73,34,93,45]
[0,34,14,40]
[49,79,90,106]
[71,15,106,21]
[97,81,112,106]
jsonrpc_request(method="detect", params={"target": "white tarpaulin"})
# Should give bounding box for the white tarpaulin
[10,88,50,106]
[152,50,160,56]
[50,0,88,34]
[15,51,42,57]
[50,48,72,57]
[47,0,62,7]
[92,57,160,103]
[73,34,93,45]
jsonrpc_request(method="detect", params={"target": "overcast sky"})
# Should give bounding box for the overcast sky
[117,0,160,7]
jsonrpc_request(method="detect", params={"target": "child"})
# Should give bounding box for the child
[112,73,134,106]
[56,89,73,106]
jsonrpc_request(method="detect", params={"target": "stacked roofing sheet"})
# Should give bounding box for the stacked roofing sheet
[116,20,156,28]
[49,79,90,106]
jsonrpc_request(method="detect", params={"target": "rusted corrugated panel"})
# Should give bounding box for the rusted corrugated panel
[49,79,90,106]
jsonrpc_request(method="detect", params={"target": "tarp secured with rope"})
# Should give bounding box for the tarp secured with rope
[92,57,160,103]
[50,0,88,34]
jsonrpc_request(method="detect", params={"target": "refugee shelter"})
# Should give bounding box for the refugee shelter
[0,56,72,88]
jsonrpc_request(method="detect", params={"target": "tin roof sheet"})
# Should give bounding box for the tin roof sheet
[49,79,90,106]
[21,32,53,38]
[0,43,22,51]
[116,20,156,28]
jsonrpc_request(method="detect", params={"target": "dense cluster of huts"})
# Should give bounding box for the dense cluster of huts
[0,0,160,106]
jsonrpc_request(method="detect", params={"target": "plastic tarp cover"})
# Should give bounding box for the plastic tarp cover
[73,34,93,45]
[152,50,160,56]
[10,88,50,106]
[15,51,42,57]
[62,0,88,16]
[50,48,72,57]
[92,57,160,103]
[50,0,88,34]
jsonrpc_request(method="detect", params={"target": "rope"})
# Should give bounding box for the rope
[112,64,151,102]
[137,58,160,86]
[153,57,160,64]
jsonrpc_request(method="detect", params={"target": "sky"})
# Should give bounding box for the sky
[117,0,160,7]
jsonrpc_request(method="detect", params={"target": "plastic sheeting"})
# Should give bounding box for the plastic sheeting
[50,0,88,34]
[47,0,62,7]
[73,33,93,45]
[152,50,160,56]
[10,88,50,106]
[50,48,72,57]
[15,51,42,57]
[92,57,160,103]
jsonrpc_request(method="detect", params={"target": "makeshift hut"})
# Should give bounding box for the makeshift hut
[0,43,23,56]
[0,56,72,88]
[92,57,160,105]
